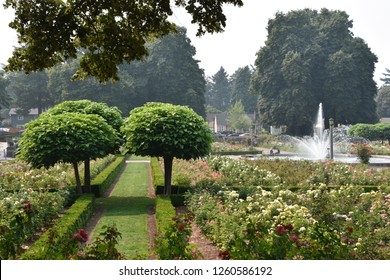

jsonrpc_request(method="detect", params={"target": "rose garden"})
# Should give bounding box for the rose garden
[1,100,390,260]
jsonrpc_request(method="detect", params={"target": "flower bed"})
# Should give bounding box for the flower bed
[0,154,118,259]
[19,194,95,260]
[186,185,390,259]
[166,156,390,259]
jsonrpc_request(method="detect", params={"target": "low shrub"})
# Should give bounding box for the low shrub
[150,157,164,191]
[20,194,95,260]
[91,155,126,197]
[155,195,176,234]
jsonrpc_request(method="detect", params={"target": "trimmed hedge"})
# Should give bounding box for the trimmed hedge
[150,157,164,190]
[91,155,126,197]
[20,194,95,260]
[155,195,176,234]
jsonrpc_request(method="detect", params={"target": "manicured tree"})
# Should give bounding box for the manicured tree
[18,112,117,194]
[122,102,212,195]
[44,100,124,191]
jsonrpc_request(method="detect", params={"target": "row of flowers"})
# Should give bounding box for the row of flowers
[0,155,116,259]
[186,184,390,259]
[0,154,116,191]
[170,156,390,189]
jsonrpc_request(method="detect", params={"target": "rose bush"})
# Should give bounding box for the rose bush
[187,184,390,259]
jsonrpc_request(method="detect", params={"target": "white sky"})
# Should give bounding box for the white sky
[1,0,389,85]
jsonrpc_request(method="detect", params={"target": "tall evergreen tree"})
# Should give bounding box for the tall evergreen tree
[133,27,206,117]
[251,9,378,136]
[380,68,390,85]
[207,67,231,112]
[230,66,257,113]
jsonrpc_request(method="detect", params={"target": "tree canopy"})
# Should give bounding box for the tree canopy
[4,0,243,82]
[380,68,390,85]
[230,66,257,113]
[251,8,378,136]
[6,71,53,115]
[0,70,10,109]
[376,86,390,118]
[18,112,117,194]
[205,66,231,112]
[227,101,252,132]
[122,102,212,194]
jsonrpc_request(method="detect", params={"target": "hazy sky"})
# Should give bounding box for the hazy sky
[1,0,389,85]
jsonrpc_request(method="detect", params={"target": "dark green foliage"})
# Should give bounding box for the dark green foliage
[6,71,53,114]
[251,9,378,135]
[206,67,231,112]
[230,66,257,113]
[376,86,390,118]
[4,0,243,82]
[0,70,10,109]
[380,68,390,85]
[46,29,206,116]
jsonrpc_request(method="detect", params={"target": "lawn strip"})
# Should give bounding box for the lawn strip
[90,161,154,259]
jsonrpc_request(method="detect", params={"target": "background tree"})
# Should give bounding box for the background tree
[122,102,212,195]
[44,100,123,191]
[45,27,206,116]
[380,68,390,85]
[6,71,53,115]
[47,57,136,114]
[251,8,378,136]
[349,123,390,144]
[230,66,257,114]
[376,86,390,118]
[227,101,252,132]
[120,27,207,117]
[0,70,10,109]
[206,67,231,112]
[18,112,117,194]
[4,0,243,82]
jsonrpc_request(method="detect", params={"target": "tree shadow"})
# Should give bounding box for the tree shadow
[102,196,155,217]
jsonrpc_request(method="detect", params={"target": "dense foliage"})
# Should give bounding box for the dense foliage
[122,102,212,194]
[5,28,206,117]
[251,9,378,135]
[18,112,117,193]
[349,123,390,144]
[4,0,243,82]
[376,86,390,118]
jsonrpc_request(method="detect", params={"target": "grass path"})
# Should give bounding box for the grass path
[89,160,154,259]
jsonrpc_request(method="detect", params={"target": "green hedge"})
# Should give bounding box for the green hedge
[20,194,95,260]
[155,195,176,234]
[150,157,164,190]
[91,155,126,197]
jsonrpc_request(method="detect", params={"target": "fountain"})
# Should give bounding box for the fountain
[268,103,390,166]
[293,103,330,159]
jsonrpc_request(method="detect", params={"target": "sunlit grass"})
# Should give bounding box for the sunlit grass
[90,162,154,259]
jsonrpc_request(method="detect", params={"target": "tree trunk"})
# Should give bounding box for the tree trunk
[163,156,173,195]
[84,159,91,193]
[72,161,82,194]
